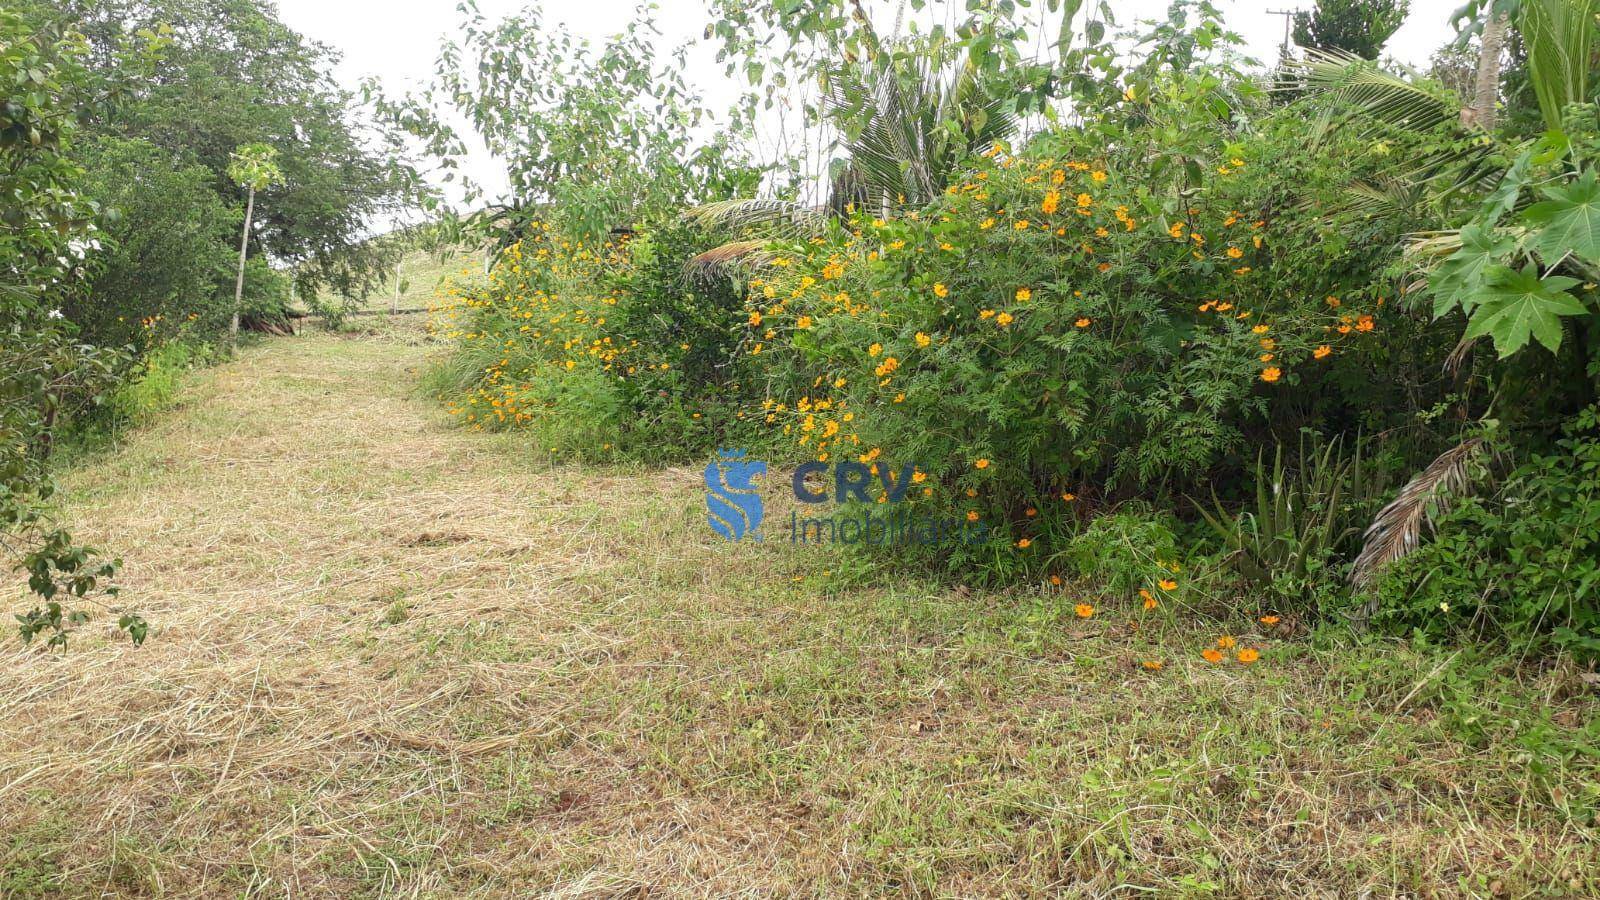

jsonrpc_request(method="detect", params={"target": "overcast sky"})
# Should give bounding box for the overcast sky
[274,0,1465,211]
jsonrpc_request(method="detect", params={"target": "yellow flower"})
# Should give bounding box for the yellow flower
[1226,247,1243,259]
[915,331,931,347]
[1237,648,1260,665]
[980,218,996,230]
[1041,191,1060,215]
[1014,219,1031,230]
[1016,287,1032,302]
[1158,578,1177,591]
[975,458,990,469]
[996,312,1014,326]
[749,311,762,326]
[1216,635,1237,649]
[796,316,812,329]
[868,342,882,357]
[1091,170,1107,183]
[933,282,949,298]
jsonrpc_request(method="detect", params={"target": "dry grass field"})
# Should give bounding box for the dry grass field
[2,329,1596,897]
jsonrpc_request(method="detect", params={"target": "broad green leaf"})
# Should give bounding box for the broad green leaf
[1463,265,1588,357]
[1429,223,1514,318]
[1523,170,1600,264]
[1478,144,1535,226]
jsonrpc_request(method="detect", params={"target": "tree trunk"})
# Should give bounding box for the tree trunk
[391,256,403,315]
[230,184,255,346]
[1462,12,1508,131]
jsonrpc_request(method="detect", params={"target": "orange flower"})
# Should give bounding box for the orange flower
[1141,659,1163,671]
[1237,648,1260,664]
[974,459,990,469]
[1313,344,1332,359]
[1075,603,1095,618]
[1017,538,1033,549]
[966,510,980,522]
[1061,491,1077,501]
[1260,367,1282,383]
[1075,317,1092,328]
[1252,323,1270,334]
[1259,615,1280,626]
[1049,574,1062,586]
[1201,648,1224,663]
[1216,635,1237,649]
[1025,507,1038,517]
[1158,578,1177,591]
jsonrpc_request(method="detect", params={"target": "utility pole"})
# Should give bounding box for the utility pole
[1266,8,1297,62]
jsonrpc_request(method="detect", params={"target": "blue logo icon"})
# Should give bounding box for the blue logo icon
[704,449,766,541]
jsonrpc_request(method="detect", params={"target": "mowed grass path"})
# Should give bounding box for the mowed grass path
[2,332,1596,897]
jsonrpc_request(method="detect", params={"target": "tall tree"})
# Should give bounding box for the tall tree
[226,143,283,344]
[1450,0,1524,130]
[1292,0,1412,59]
[29,0,425,307]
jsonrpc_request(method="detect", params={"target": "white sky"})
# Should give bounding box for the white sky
[274,0,1463,212]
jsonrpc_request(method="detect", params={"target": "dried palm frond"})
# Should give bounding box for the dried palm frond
[684,240,775,281]
[1350,437,1486,592]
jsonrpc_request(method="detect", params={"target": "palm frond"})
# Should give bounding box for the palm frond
[1521,0,1599,131]
[685,199,829,238]
[1287,48,1461,135]
[1350,437,1486,592]
[683,240,776,281]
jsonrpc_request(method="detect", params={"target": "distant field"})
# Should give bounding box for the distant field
[303,243,487,316]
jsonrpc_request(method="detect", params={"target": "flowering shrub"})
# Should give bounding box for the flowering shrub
[430,220,763,460]
[743,92,1425,575]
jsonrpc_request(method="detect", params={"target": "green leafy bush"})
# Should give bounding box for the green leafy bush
[64,135,236,348]
[1371,407,1600,657]
[431,220,764,461]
